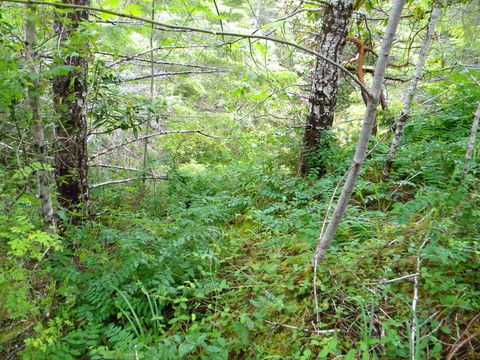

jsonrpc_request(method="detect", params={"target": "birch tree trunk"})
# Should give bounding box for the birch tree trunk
[382,2,442,180]
[300,0,354,177]
[464,101,480,175]
[52,0,89,217]
[313,0,407,266]
[26,5,57,233]
[142,1,155,191]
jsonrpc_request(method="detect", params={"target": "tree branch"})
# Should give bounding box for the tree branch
[96,51,227,70]
[90,176,168,189]
[1,0,371,96]
[89,164,144,172]
[90,130,241,160]
[120,70,231,82]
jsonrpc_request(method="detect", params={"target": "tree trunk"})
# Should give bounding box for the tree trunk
[464,101,480,175]
[52,0,89,216]
[313,0,407,266]
[26,5,57,233]
[142,1,155,191]
[382,2,442,180]
[300,0,354,177]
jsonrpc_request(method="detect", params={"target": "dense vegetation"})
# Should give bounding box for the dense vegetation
[0,0,479,359]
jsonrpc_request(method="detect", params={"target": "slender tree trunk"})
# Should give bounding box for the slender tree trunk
[300,0,354,177]
[26,5,57,233]
[382,2,442,180]
[52,0,89,216]
[142,1,155,191]
[464,101,480,175]
[313,0,407,266]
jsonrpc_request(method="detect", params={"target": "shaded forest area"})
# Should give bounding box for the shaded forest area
[0,0,479,359]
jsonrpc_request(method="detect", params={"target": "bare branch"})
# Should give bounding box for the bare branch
[90,130,241,160]
[96,51,227,70]
[89,164,144,172]
[120,70,231,82]
[265,320,335,334]
[90,176,167,189]
[1,0,371,96]
[369,273,419,285]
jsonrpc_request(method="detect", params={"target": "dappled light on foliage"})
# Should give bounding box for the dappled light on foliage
[0,0,479,359]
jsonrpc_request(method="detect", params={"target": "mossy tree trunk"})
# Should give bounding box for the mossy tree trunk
[52,0,89,218]
[25,4,57,233]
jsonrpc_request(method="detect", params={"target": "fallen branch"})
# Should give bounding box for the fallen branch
[90,176,167,189]
[265,320,335,334]
[369,273,419,285]
[90,130,241,160]
[446,333,479,360]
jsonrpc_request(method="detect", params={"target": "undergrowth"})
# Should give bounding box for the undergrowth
[2,80,479,359]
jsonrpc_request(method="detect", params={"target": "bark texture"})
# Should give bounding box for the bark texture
[52,0,89,214]
[464,101,480,175]
[313,0,407,266]
[383,2,442,180]
[300,0,354,177]
[26,5,57,233]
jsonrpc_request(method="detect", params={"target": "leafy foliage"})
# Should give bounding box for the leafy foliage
[0,0,479,359]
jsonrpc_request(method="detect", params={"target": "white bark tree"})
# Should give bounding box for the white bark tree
[142,0,156,190]
[383,2,442,179]
[313,0,407,266]
[25,5,57,233]
[464,101,480,175]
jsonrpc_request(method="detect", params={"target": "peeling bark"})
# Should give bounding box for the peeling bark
[347,35,388,136]
[52,0,89,216]
[26,5,57,233]
[383,2,442,180]
[300,0,354,177]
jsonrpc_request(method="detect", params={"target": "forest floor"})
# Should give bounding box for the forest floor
[9,156,478,359]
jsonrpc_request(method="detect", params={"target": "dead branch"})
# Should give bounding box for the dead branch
[95,51,228,71]
[121,70,231,82]
[446,333,479,360]
[90,176,167,189]
[89,164,144,172]
[265,320,335,334]
[370,273,419,285]
[90,130,242,160]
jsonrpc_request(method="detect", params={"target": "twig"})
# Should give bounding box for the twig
[96,51,226,70]
[89,164,144,172]
[265,320,335,334]
[90,176,167,189]
[121,69,231,82]
[370,273,419,285]
[446,333,479,360]
[390,171,421,197]
[0,141,14,149]
[90,130,241,160]
[411,237,430,360]
[411,258,420,360]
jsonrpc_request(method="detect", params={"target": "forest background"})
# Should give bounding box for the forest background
[0,0,479,359]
